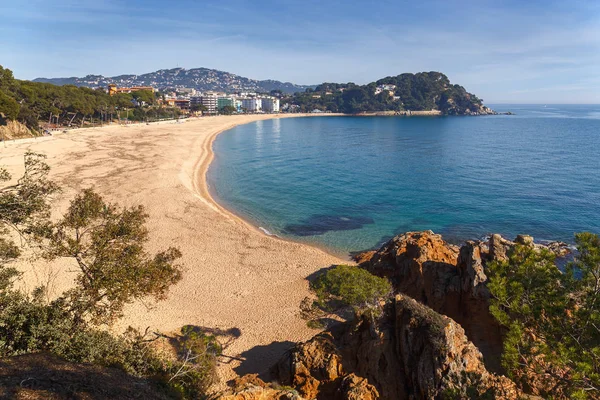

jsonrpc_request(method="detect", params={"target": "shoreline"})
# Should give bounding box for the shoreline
[197,118,353,261]
[193,113,354,263]
[1,114,349,389]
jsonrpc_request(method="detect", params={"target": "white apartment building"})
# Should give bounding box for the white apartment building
[261,97,280,113]
[240,97,262,113]
[191,93,218,114]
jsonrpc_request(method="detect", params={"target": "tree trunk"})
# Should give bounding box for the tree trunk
[69,113,77,126]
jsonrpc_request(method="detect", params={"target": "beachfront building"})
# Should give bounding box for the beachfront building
[261,97,280,113]
[217,97,235,110]
[173,99,190,110]
[234,99,243,113]
[202,93,218,114]
[240,98,262,113]
[191,93,218,114]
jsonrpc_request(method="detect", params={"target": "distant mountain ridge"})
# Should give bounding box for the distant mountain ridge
[33,67,315,94]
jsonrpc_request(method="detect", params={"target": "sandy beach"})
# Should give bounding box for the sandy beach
[0,115,347,387]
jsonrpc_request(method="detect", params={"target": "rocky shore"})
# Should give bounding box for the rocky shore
[221,231,571,400]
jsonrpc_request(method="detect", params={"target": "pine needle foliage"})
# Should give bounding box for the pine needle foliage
[488,236,600,399]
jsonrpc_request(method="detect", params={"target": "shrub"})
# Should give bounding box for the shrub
[42,189,183,326]
[488,235,600,398]
[167,326,222,397]
[302,265,392,327]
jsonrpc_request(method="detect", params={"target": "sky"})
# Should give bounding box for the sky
[1,0,599,103]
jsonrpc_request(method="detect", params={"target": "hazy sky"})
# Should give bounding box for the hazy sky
[1,0,599,103]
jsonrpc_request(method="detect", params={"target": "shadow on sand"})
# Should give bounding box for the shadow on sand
[233,340,296,381]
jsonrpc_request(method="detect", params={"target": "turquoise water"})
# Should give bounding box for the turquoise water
[207,105,600,256]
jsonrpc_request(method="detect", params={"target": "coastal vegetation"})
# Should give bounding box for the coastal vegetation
[0,153,218,398]
[297,232,600,399]
[301,264,391,327]
[488,235,600,399]
[0,65,182,133]
[284,71,488,114]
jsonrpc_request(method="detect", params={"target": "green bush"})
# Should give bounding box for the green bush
[167,326,222,397]
[302,265,391,326]
[0,290,219,399]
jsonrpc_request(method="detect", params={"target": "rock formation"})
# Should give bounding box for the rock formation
[272,295,519,400]
[217,374,305,400]
[357,230,570,373]
[0,119,35,140]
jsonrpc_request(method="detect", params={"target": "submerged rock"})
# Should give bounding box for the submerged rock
[283,215,374,236]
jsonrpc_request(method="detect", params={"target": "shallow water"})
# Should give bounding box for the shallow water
[207,105,600,255]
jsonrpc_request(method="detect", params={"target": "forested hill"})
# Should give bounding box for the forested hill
[285,71,492,115]
[33,67,314,94]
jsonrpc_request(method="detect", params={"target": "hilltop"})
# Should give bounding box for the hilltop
[284,71,494,115]
[33,67,315,94]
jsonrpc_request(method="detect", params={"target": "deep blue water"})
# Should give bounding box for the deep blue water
[207,105,600,256]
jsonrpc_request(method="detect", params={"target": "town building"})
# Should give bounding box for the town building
[217,97,235,110]
[234,99,244,113]
[174,99,190,110]
[261,97,280,113]
[240,98,262,113]
[374,84,397,96]
[191,94,218,114]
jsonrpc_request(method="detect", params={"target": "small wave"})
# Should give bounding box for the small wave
[259,227,277,236]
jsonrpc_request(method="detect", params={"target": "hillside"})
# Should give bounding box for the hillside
[284,71,493,115]
[33,67,315,94]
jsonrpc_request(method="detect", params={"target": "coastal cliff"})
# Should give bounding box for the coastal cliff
[276,295,520,400]
[0,119,35,140]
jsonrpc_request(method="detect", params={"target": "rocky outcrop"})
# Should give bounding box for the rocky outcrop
[489,233,512,261]
[227,230,567,400]
[0,119,35,140]
[217,374,306,400]
[273,295,519,400]
[357,230,571,373]
[339,374,379,400]
[275,332,344,399]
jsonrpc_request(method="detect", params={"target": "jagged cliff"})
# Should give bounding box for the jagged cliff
[276,294,519,400]
[358,231,569,373]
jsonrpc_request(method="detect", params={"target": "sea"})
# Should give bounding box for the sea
[207,105,600,257]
